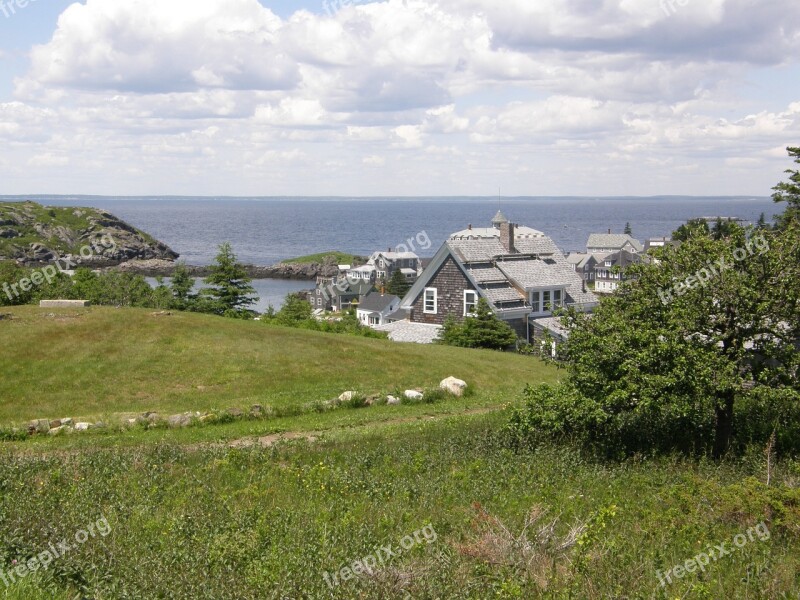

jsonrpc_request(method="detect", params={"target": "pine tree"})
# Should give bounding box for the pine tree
[200,242,257,317]
[386,269,411,297]
[624,222,632,235]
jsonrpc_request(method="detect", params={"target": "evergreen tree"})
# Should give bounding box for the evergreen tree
[386,269,411,297]
[200,243,257,317]
[438,298,517,350]
[170,262,196,307]
[275,293,313,326]
[624,222,632,235]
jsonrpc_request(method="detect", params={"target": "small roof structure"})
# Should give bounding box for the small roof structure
[373,321,442,344]
[358,291,400,313]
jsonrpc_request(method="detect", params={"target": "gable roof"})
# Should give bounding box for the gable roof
[331,281,374,297]
[358,291,400,313]
[587,234,644,253]
[400,221,598,316]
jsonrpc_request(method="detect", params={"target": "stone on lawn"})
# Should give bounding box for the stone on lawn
[338,391,358,403]
[386,395,401,406]
[440,377,468,397]
[74,423,92,431]
[404,390,424,401]
[168,414,193,428]
[29,419,50,434]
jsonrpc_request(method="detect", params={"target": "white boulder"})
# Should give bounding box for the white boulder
[440,377,468,397]
[404,390,424,401]
[386,395,401,406]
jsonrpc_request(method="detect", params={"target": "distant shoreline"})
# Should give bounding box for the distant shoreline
[107,259,338,280]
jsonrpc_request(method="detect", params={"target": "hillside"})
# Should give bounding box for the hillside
[0,200,178,266]
[0,305,557,424]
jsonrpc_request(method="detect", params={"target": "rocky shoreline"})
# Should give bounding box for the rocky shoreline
[108,258,343,280]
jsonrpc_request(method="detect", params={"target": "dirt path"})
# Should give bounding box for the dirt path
[223,406,499,450]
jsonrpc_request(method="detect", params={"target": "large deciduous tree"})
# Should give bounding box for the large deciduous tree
[525,149,800,458]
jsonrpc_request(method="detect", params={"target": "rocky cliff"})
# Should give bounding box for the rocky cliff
[0,201,179,266]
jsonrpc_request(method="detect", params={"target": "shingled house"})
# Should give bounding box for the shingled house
[397,212,598,341]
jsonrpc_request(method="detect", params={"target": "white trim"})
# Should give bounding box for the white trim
[424,288,438,314]
[464,289,478,316]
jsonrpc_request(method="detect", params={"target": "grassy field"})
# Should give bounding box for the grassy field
[1,412,799,599]
[2,306,799,599]
[0,305,556,425]
[282,251,364,265]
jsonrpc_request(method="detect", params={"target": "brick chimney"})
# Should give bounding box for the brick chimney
[500,222,516,254]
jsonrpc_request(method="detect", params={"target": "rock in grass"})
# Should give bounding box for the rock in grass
[404,390,423,400]
[225,407,244,418]
[168,414,193,428]
[74,423,91,431]
[440,377,468,397]
[387,395,401,406]
[338,391,358,402]
[29,419,51,434]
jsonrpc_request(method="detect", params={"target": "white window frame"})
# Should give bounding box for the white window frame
[423,288,438,314]
[464,290,478,316]
[531,290,541,313]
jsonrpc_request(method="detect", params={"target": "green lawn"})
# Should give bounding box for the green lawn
[1,412,798,599]
[282,251,364,264]
[0,306,557,424]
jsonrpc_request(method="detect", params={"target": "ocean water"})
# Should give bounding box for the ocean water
[4,195,778,310]
[16,195,776,264]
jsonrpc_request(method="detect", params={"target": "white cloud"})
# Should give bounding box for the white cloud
[0,0,798,195]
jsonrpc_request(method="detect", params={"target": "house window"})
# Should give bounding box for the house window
[424,288,438,314]
[369,316,380,325]
[543,290,551,311]
[464,290,478,316]
[531,291,541,313]
[553,289,562,308]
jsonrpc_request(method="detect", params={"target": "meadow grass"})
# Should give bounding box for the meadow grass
[1,412,798,599]
[0,306,557,424]
[281,251,363,264]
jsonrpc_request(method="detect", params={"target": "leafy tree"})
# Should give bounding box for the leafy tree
[386,269,411,298]
[624,222,632,236]
[552,215,798,458]
[773,146,800,227]
[439,298,517,350]
[275,293,313,326]
[0,262,32,306]
[672,218,710,242]
[200,243,257,317]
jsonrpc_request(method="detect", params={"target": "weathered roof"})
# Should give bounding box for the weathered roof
[587,234,644,253]
[370,251,420,262]
[468,267,507,283]
[531,316,571,340]
[498,259,577,290]
[358,291,400,313]
[373,321,442,344]
[447,238,506,262]
[482,286,524,304]
[492,210,509,224]
[449,225,546,241]
[331,281,374,297]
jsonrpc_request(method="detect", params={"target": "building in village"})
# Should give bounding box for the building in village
[396,211,598,343]
[593,249,648,294]
[586,232,644,255]
[356,291,401,326]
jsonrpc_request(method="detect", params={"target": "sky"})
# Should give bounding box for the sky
[0,0,798,197]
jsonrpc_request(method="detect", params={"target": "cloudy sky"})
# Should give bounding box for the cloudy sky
[0,0,798,196]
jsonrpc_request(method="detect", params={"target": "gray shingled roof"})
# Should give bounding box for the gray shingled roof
[468,267,507,283]
[358,291,400,312]
[514,237,559,255]
[497,260,577,290]
[373,321,442,344]
[447,238,507,262]
[482,286,524,304]
[492,210,508,224]
[587,234,644,253]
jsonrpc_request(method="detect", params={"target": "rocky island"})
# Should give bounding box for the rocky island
[0,201,178,266]
[0,201,363,280]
